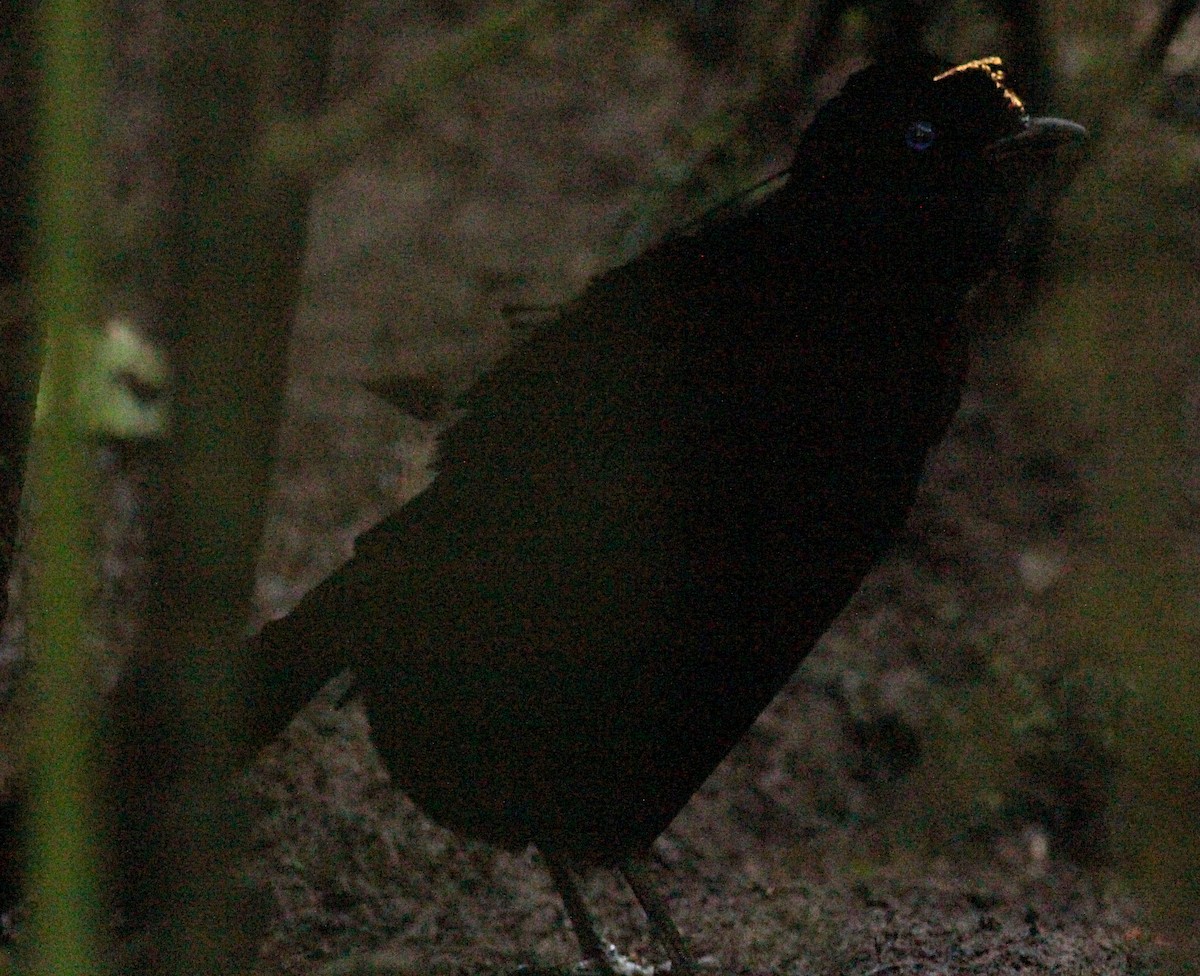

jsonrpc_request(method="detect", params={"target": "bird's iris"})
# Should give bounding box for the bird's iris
[905,120,936,151]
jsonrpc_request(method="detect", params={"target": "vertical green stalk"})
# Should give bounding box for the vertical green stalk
[25,0,105,972]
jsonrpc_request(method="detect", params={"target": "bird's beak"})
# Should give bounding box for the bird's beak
[988,116,1088,161]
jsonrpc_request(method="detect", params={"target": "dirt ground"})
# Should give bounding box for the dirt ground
[247,666,1151,975]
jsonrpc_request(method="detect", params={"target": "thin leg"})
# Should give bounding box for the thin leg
[542,851,616,975]
[620,854,696,975]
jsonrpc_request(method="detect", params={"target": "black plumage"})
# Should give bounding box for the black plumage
[252,55,1084,968]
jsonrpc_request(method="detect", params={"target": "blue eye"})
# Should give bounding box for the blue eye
[905,120,936,151]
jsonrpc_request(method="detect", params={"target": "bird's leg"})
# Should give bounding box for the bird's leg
[619,854,696,975]
[542,851,616,976]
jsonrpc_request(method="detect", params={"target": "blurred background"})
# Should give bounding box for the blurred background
[1,0,1197,973]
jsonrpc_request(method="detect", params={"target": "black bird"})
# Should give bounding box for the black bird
[251,55,1084,971]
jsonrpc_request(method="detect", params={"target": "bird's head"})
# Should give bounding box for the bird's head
[789,56,1085,270]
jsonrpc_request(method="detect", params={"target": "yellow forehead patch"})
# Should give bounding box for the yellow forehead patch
[934,56,1026,114]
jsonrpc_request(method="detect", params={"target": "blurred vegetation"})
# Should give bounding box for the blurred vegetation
[260,1,558,183]
[1022,69,1200,962]
[884,0,1200,956]
[34,318,168,439]
[95,1,339,972]
[23,0,107,971]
